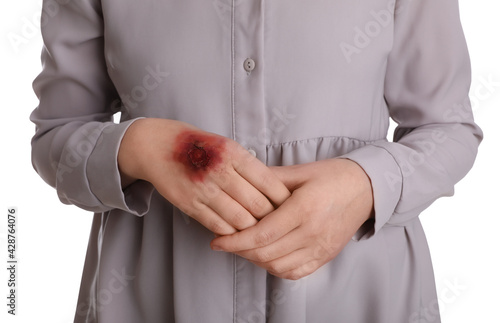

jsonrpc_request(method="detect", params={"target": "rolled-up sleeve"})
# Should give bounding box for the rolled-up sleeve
[342,0,483,240]
[30,0,154,214]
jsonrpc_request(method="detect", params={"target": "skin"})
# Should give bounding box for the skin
[173,131,226,182]
[118,118,374,280]
[211,159,374,280]
[118,118,291,235]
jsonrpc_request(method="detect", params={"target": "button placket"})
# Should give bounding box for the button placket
[231,2,268,322]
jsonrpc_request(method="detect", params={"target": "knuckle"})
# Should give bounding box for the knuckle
[230,145,250,171]
[308,221,323,237]
[190,196,205,211]
[286,271,304,281]
[254,230,275,246]
[267,262,284,275]
[230,208,251,229]
[200,182,221,200]
[299,262,318,278]
[208,219,227,235]
[249,196,270,217]
[281,262,318,281]
[259,173,273,190]
[254,249,272,263]
[214,169,232,189]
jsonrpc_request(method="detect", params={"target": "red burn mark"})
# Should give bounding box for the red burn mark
[173,131,226,182]
[188,145,210,168]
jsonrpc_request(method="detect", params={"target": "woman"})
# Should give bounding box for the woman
[31,0,482,322]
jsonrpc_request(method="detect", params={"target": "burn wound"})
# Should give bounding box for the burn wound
[173,131,226,182]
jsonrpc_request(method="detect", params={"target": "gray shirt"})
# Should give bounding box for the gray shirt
[30,0,482,322]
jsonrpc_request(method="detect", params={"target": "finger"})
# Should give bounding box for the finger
[190,199,238,235]
[272,258,321,281]
[269,240,346,280]
[235,227,305,263]
[251,248,322,280]
[253,248,316,277]
[206,189,258,230]
[232,151,291,207]
[214,170,275,219]
[211,194,302,252]
[269,165,305,191]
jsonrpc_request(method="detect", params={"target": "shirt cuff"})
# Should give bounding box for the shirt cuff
[339,143,402,240]
[86,118,154,216]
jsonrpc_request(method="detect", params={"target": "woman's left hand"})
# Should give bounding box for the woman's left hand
[211,158,374,280]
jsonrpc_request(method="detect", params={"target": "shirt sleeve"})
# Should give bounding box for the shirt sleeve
[30,0,154,215]
[340,0,483,240]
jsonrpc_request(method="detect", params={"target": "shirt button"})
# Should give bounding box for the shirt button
[243,58,256,72]
[247,148,257,157]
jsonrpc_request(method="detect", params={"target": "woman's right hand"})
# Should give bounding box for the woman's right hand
[118,118,291,235]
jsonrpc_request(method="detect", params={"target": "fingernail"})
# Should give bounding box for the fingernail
[212,245,223,251]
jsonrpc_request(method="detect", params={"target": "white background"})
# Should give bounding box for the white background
[1,1,499,322]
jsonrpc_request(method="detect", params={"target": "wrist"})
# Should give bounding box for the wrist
[117,118,203,188]
[118,119,146,188]
[338,158,375,221]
